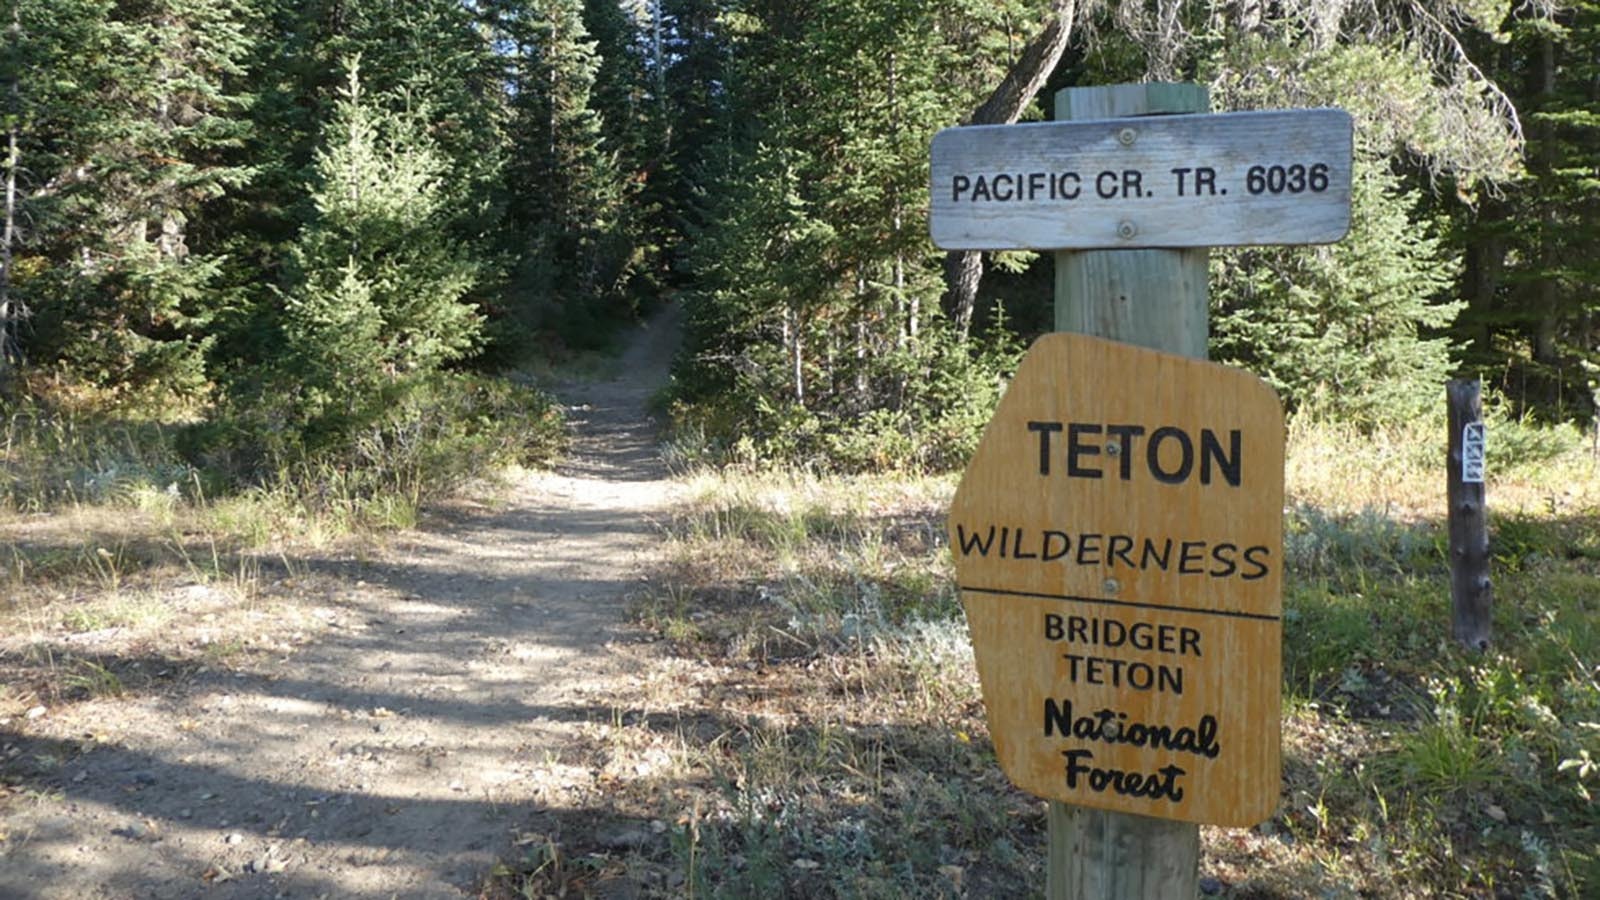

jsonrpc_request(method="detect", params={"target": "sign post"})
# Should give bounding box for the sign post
[1447,379,1492,650]
[932,82,1353,898]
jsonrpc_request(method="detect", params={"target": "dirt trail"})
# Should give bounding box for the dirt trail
[1,305,684,898]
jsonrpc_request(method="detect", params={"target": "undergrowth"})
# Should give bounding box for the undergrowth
[497,415,1600,899]
[1,372,566,706]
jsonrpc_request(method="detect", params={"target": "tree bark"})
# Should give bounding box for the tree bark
[1,7,21,402]
[1448,379,1492,651]
[943,0,1078,339]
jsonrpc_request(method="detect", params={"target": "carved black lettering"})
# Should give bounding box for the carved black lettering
[1158,666,1184,694]
[1106,424,1145,479]
[955,524,996,557]
[1042,530,1071,561]
[1242,545,1272,580]
[1012,527,1038,559]
[1179,627,1201,657]
[1200,428,1242,486]
[1029,421,1062,475]
[1075,532,1103,565]
[1147,426,1194,484]
[1044,697,1072,736]
[1209,542,1239,577]
[1044,614,1064,640]
[1178,540,1206,574]
[1109,534,1137,569]
[1067,423,1103,478]
[1065,615,1087,644]
[1140,537,1172,571]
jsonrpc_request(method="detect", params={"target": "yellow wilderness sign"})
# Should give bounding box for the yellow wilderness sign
[949,332,1284,827]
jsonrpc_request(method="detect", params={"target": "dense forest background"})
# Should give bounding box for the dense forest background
[2,0,1597,481]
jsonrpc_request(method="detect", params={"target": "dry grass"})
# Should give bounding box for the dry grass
[495,416,1600,899]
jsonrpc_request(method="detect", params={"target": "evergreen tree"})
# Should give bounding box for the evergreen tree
[502,0,634,346]
[6,0,253,397]
[209,0,509,383]
[1450,1,1600,418]
[278,59,482,440]
[1,0,118,397]
[1211,161,1461,424]
[669,0,1034,469]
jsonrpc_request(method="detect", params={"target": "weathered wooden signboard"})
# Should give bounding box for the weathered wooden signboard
[948,332,1284,827]
[929,108,1353,249]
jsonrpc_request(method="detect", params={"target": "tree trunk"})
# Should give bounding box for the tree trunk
[1447,379,1492,651]
[1,122,17,402]
[942,0,1078,339]
[1,8,20,402]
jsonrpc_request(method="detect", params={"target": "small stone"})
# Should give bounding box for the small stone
[247,855,287,873]
[596,826,649,851]
[225,832,243,845]
[179,809,192,819]
[25,706,46,720]
[72,770,88,783]
[1199,876,1226,895]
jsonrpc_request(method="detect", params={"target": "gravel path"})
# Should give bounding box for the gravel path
[0,304,684,899]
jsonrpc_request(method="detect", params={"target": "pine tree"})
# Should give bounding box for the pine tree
[279,59,482,439]
[1211,161,1461,424]
[209,0,510,382]
[43,0,254,395]
[1,0,119,397]
[1450,1,1600,417]
[502,0,633,345]
[669,0,1033,468]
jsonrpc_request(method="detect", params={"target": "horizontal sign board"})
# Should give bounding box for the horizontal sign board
[949,333,1284,827]
[929,108,1352,250]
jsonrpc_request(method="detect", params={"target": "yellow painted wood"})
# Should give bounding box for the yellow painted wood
[949,332,1284,828]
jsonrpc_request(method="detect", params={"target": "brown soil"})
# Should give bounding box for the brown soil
[0,304,684,899]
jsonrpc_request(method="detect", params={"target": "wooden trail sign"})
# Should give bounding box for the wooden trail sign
[948,332,1285,827]
[929,108,1353,250]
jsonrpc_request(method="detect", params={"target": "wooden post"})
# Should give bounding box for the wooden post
[1447,379,1492,651]
[1047,82,1208,900]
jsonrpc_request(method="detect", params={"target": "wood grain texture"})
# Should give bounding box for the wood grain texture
[1048,803,1201,898]
[929,108,1353,250]
[1448,379,1493,651]
[1045,82,1210,899]
[948,332,1285,828]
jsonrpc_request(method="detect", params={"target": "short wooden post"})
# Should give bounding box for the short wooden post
[1447,379,1491,651]
[1048,82,1208,900]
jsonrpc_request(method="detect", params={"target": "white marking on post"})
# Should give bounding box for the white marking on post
[1462,422,1486,484]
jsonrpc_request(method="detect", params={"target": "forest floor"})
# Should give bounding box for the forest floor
[0,305,686,898]
[5,308,1598,899]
